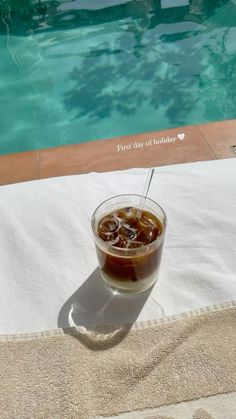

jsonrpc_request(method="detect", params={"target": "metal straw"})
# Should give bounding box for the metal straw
[137,168,155,216]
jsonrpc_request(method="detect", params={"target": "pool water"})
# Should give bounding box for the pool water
[1,0,236,154]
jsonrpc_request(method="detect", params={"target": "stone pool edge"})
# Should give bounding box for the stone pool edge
[0,119,235,186]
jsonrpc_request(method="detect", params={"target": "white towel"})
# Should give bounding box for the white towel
[0,158,235,334]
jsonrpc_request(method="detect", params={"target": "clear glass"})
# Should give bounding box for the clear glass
[91,194,167,294]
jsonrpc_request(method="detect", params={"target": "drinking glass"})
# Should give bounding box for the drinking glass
[91,194,167,294]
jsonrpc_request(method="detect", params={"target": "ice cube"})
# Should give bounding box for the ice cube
[115,209,127,219]
[137,227,159,244]
[124,207,137,217]
[139,214,156,228]
[107,235,120,246]
[119,224,137,240]
[98,216,119,233]
[116,236,127,248]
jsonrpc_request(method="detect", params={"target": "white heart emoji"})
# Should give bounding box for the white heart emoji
[177,133,185,141]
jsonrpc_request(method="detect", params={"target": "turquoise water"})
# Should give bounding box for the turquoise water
[0,0,236,154]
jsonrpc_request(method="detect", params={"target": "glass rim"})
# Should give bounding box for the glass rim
[91,194,167,254]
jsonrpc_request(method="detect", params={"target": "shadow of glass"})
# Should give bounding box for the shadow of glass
[58,267,152,349]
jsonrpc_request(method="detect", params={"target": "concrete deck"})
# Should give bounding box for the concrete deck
[0,119,235,186]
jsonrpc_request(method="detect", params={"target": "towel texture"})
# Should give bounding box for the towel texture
[0,303,235,418]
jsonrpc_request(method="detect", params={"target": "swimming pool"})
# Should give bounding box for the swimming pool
[1,0,236,155]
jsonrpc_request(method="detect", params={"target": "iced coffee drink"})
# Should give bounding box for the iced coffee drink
[91,195,166,294]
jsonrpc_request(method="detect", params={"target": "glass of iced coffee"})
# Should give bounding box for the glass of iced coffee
[91,194,167,294]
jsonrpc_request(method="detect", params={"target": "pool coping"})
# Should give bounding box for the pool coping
[0,119,235,186]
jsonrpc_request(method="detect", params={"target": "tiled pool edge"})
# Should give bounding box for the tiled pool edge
[0,120,235,186]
